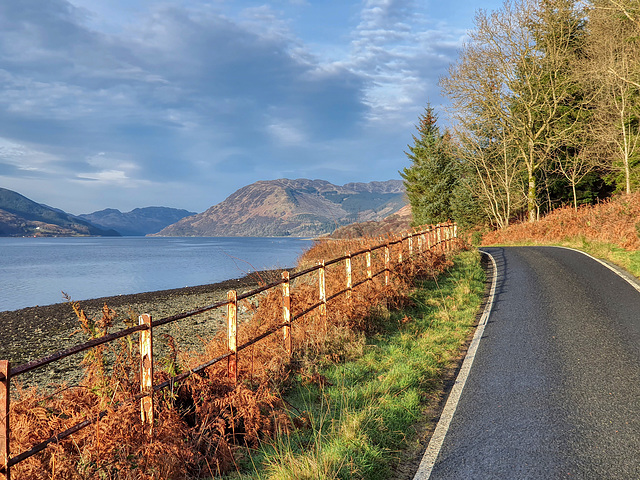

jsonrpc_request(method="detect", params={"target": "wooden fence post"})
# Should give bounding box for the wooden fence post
[384,244,390,286]
[444,225,448,251]
[0,361,9,480]
[408,235,413,257]
[445,225,449,251]
[437,225,442,252]
[318,261,327,328]
[366,249,372,283]
[398,237,403,264]
[282,272,292,355]
[345,254,352,300]
[227,290,238,383]
[138,314,154,436]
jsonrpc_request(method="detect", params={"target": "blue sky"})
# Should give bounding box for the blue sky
[0,0,502,214]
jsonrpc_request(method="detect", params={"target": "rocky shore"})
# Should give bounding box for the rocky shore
[1,270,283,387]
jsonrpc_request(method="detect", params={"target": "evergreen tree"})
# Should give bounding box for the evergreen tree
[449,150,489,230]
[400,107,456,226]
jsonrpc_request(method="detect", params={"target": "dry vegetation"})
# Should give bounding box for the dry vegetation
[482,193,640,250]
[8,232,464,479]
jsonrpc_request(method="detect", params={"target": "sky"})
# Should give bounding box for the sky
[0,0,502,215]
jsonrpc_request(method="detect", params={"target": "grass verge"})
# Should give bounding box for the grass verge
[485,237,640,279]
[224,249,485,480]
[558,239,640,278]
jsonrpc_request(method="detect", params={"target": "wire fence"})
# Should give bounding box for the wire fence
[0,222,457,479]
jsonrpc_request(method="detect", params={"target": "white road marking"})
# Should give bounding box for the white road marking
[555,246,640,293]
[412,250,498,480]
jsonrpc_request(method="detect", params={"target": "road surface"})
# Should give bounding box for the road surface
[416,246,640,479]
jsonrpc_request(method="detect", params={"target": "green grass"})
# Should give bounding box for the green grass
[224,250,485,480]
[565,239,640,278]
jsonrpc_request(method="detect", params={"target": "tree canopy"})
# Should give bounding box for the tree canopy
[404,0,639,229]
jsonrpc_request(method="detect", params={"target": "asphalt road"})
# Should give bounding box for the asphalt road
[423,246,640,479]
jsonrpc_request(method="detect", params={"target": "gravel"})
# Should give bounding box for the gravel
[1,270,282,388]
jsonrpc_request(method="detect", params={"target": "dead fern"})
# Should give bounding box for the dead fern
[10,227,462,479]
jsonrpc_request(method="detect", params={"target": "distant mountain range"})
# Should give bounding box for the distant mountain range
[154,178,406,237]
[0,188,195,237]
[79,207,196,236]
[0,179,407,237]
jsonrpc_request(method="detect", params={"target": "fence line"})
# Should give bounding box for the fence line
[0,222,457,479]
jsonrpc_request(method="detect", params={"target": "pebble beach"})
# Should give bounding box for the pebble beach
[1,270,283,387]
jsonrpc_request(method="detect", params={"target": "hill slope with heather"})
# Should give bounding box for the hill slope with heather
[154,178,406,237]
[329,204,412,238]
[482,193,640,250]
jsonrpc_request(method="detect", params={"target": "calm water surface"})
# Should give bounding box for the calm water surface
[0,237,314,312]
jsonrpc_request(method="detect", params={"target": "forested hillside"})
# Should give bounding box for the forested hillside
[402,0,640,231]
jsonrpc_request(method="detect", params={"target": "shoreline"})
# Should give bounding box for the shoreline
[1,269,284,383]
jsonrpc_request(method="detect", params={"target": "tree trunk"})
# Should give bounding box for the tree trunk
[528,171,537,223]
[624,147,631,194]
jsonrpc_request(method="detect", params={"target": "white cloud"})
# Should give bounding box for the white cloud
[0,137,64,174]
[266,118,307,145]
[76,169,129,183]
[341,0,470,126]
[86,152,139,172]
[75,152,147,186]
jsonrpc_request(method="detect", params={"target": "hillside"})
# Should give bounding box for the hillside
[0,188,119,237]
[329,204,412,238]
[79,207,197,236]
[154,179,406,237]
[482,193,640,250]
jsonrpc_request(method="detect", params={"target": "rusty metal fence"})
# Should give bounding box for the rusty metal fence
[0,222,457,479]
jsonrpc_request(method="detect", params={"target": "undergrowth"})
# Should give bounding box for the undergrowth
[223,250,485,479]
[482,192,640,250]
[482,192,640,277]
[9,232,469,479]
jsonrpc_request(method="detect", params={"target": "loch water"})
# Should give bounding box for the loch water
[0,236,314,312]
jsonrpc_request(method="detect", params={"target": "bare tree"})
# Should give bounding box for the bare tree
[442,0,589,222]
[453,122,524,228]
[554,149,598,209]
[587,0,640,193]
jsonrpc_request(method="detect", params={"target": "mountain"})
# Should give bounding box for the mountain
[0,188,119,237]
[329,204,413,239]
[79,207,197,236]
[154,179,406,237]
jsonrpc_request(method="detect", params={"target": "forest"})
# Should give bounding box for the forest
[401,0,640,230]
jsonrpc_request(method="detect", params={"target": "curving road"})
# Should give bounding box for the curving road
[415,246,640,479]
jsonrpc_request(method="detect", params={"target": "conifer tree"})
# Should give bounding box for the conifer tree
[400,107,456,226]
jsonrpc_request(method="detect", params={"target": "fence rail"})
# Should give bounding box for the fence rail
[0,222,457,479]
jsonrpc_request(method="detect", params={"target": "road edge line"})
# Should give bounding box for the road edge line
[554,246,640,293]
[412,250,498,480]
